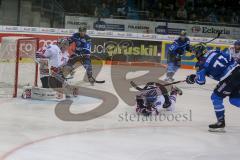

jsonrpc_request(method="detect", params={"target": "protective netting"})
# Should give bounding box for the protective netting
[0,37,38,97]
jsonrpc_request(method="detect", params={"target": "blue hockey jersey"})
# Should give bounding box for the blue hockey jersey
[195,50,238,84]
[68,33,92,55]
[169,37,191,55]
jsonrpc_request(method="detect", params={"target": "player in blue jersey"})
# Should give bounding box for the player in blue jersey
[68,24,95,85]
[165,31,191,82]
[186,43,240,132]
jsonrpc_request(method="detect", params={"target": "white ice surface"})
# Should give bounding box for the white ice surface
[0,66,239,160]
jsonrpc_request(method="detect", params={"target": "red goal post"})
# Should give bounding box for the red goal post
[0,37,39,98]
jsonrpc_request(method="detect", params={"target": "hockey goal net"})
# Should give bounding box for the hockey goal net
[0,37,39,97]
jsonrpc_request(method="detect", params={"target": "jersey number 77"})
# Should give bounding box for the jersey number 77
[213,55,229,68]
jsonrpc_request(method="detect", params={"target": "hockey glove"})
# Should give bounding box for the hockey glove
[186,74,196,84]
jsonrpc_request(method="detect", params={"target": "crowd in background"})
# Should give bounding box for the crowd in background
[63,0,240,25]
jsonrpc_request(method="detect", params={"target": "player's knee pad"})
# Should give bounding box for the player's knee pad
[211,93,224,111]
[229,98,240,107]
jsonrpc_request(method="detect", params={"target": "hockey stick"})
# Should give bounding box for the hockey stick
[163,80,186,86]
[193,32,221,47]
[130,80,186,91]
[130,81,146,91]
[203,32,221,44]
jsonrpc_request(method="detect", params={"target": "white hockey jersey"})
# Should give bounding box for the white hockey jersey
[138,86,176,113]
[37,44,69,78]
[228,46,240,62]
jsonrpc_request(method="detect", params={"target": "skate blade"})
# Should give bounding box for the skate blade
[208,128,226,133]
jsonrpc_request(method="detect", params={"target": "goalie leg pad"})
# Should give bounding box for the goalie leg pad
[22,86,65,101]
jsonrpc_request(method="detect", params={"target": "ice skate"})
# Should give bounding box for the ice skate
[208,120,226,133]
[171,86,183,95]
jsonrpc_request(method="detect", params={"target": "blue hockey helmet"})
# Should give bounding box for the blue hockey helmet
[234,40,240,46]
[145,89,158,103]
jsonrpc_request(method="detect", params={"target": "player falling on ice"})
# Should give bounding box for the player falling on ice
[133,82,183,116]
[165,31,191,82]
[186,43,240,132]
[227,40,240,64]
[68,24,95,85]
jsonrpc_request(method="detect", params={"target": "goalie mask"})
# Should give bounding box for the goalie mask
[57,38,69,49]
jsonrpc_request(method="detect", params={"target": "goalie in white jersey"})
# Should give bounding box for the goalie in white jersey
[228,40,240,63]
[36,38,70,88]
[22,38,71,100]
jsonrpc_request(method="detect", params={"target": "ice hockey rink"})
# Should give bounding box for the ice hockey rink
[0,65,240,160]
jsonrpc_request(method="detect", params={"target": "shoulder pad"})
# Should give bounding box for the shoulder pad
[46,45,51,49]
[195,58,206,70]
[73,33,79,37]
[175,38,180,42]
[85,35,91,42]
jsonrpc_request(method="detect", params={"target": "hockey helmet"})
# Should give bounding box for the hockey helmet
[234,40,240,46]
[192,43,207,60]
[79,23,87,32]
[180,30,187,36]
[234,40,240,52]
[145,89,158,103]
[57,38,69,48]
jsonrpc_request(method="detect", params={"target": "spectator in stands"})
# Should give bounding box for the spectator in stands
[152,2,164,19]
[165,4,176,20]
[63,0,240,25]
[94,5,100,17]
[95,3,111,18]
[201,6,210,18]
[231,12,239,24]
[176,6,187,20]
[117,0,129,17]
[208,12,218,23]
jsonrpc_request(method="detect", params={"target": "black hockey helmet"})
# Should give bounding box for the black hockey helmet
[192,43,207,60]
[180,30,187,36]
[79,23,87,32]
